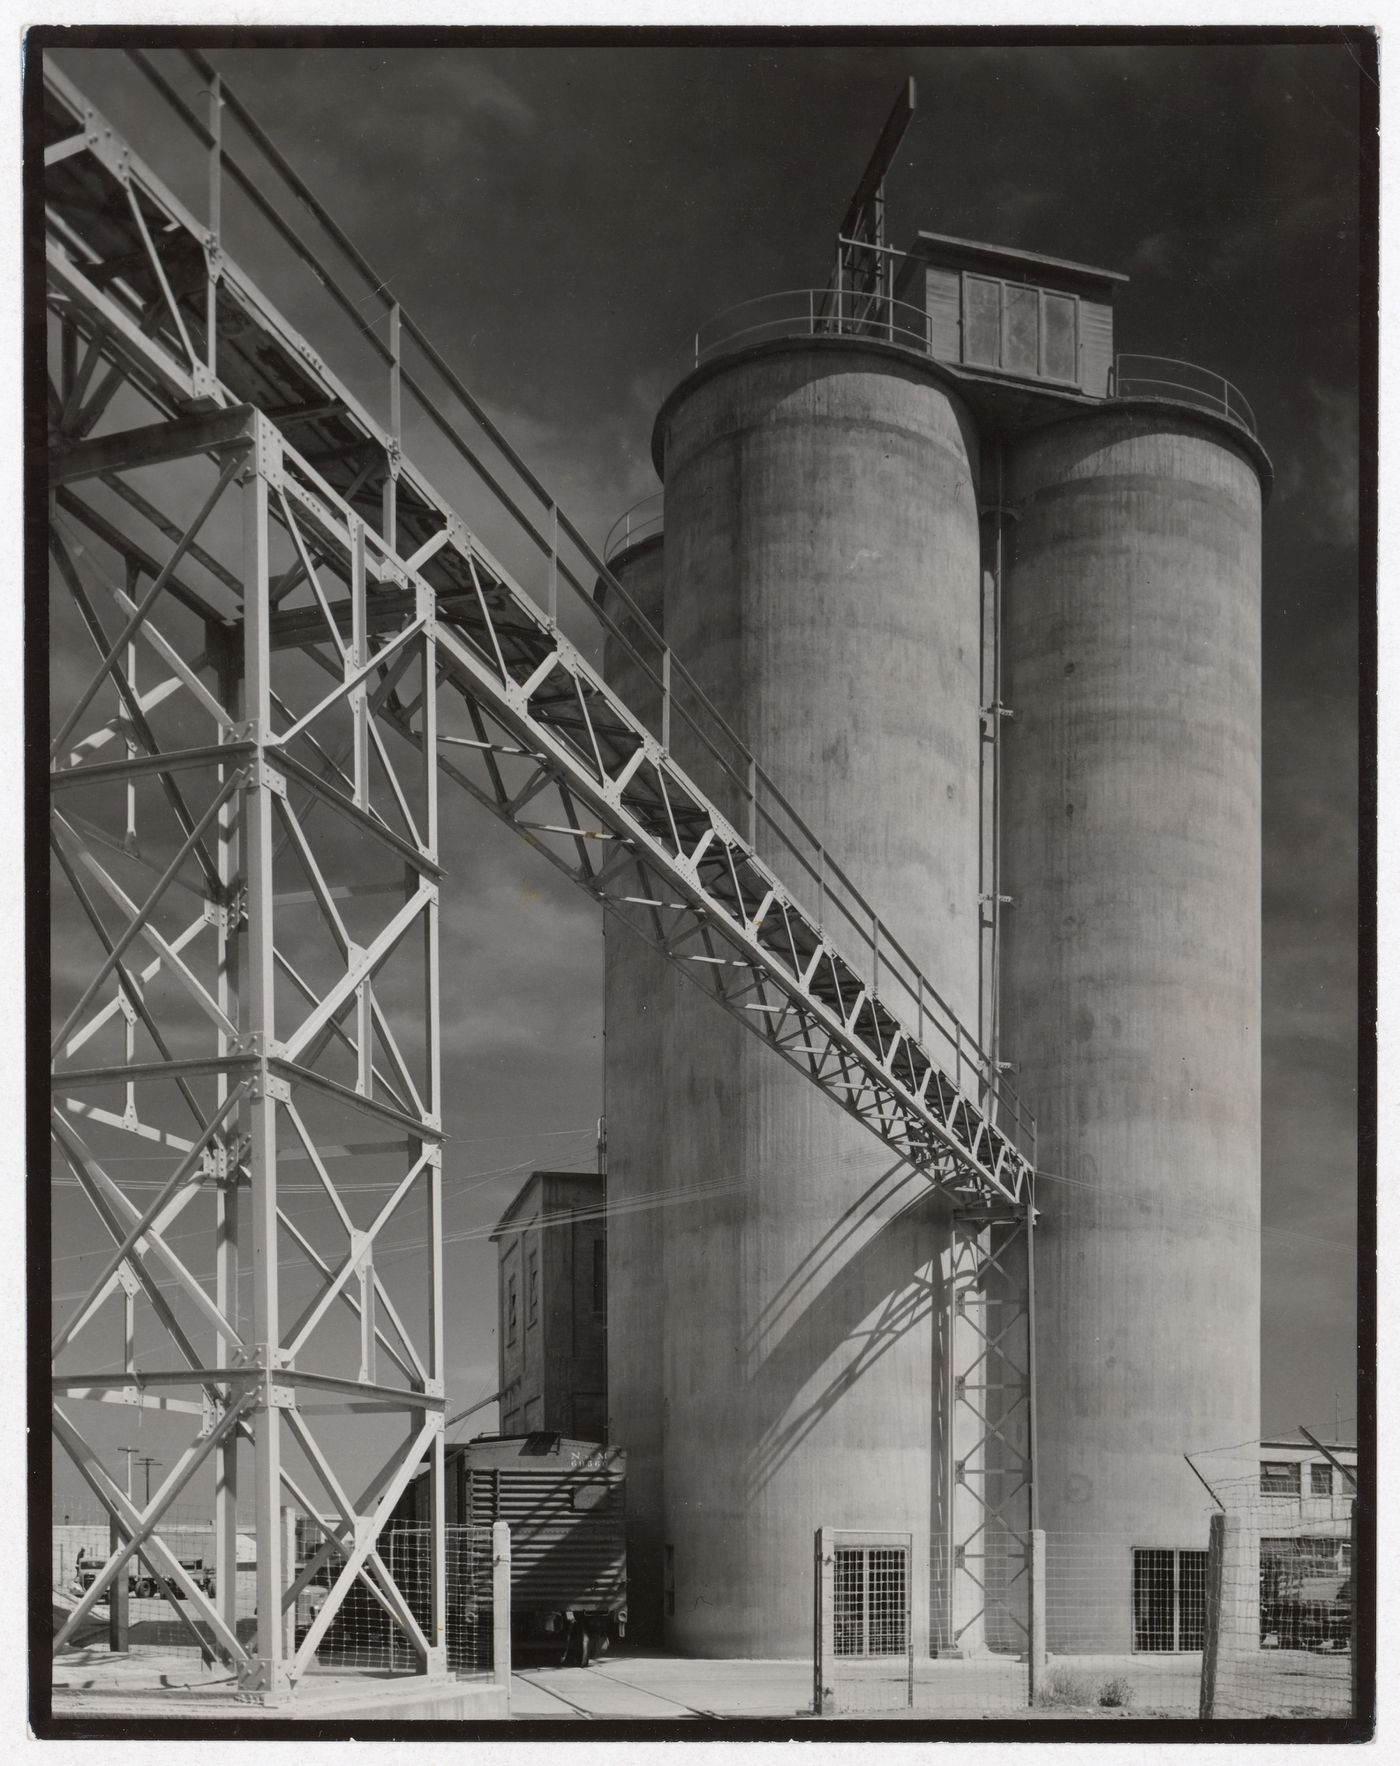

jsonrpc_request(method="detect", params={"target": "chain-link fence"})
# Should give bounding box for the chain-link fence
[1199,1500,1356,1719]
[52,1503,501,1681]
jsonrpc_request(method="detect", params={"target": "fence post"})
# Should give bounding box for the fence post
[108,1515,129,1652]
[492,1520,512,1694]
[281,1505,298,1662]
[1349,1497,1358,1721]
[813,1526,835,1716]
[1199,1510,1226,1719]
[1026,1528,1046,1707]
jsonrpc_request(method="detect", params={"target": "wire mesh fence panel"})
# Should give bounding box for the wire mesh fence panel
[818,1529,1229,1719]
[315,1524,494,1677]
[1200,1501,1355,1720]
[815,1529,914,1713]
[1031,1533,1208,1717]
[918,1533,1031,1715]
[52,1504,496,1680]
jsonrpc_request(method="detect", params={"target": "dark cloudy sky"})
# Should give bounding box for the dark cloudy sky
[48,34,1367,1503]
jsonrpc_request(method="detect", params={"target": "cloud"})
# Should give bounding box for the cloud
[1300,379,1361,547]
[429,59,538,136]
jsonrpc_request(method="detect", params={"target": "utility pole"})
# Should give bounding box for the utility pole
[135,1455,161,1505]
[111,1444,139,1652]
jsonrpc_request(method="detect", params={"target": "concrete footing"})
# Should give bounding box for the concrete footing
[51,1649,509,1720]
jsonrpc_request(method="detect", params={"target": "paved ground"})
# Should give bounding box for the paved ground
[510,1653,813,1719]
[506,1646,1347,1722]
[510,1649,1191,1720]
[49,1642,1351,1723]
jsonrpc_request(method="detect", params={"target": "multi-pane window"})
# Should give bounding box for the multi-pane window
[833,1545,909,1657]
[1132,1548,1209,1652]
[527,1250,539,1326]
[960,274,1079,385]
[506,1275,517,1344]
[1310,1462,1334,1497]
[1261,1460,1303,1495]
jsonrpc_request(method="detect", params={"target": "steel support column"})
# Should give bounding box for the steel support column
[50,399,446,1699]
[941,1207,1034,1657]
[45,61,1041,1700]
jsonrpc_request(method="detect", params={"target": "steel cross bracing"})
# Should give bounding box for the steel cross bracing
[42,58,1034,1207]
[49,399,448,1696]
[43,56,1037,1696]
[942,1212,1034,1656]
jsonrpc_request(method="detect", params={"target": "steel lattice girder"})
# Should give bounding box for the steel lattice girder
[49,398,449,1695]
[42,59,1033,1212]
[45,55,1040,1697]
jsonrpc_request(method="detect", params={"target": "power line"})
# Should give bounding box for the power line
[48,1138,596,1267]
[50,1164,732,1307]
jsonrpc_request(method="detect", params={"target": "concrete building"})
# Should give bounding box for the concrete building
[1256,1441,1357,1519]
[603,229,1267,1656]
[491,1171,609,1441]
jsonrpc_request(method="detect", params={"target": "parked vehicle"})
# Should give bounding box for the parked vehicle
[390,1432,627,1667]
[1264,1575,1351,1651]
[460,1433,627,1666]
[77,1562,170,1599]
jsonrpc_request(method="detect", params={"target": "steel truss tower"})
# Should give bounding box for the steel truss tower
[43,53,1036,1700]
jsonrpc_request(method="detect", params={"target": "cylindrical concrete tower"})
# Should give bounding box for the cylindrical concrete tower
[611,340,986,1656]
[598,531,671,1643]
[999,410,1264,1647]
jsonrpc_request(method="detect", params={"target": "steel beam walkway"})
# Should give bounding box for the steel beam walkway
[43,51,1035,1699]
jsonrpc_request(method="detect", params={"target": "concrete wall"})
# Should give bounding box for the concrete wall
[1000,412,1263,1646]
[613,343,985,1656]
[599,536,672,1642]
[497,1171,607,1438]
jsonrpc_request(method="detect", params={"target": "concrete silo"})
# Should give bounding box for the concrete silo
[605,342,986,1656]
[601,225,1266,1659]
[999,411,1265,1646]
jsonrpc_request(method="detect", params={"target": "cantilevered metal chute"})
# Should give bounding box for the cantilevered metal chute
[820,76,918,333]
[44,51,1035,1698]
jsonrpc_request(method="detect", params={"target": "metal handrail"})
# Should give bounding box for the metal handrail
[77,49,1035,1160]
[603,491,664,564]
[691,294,1259,445]
[695,289,932,367]
[1112,353,1258,437]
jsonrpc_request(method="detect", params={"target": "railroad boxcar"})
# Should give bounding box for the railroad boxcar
[391,1432,627,1667]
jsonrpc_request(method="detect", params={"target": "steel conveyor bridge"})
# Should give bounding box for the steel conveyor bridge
[42,50,1035,1697]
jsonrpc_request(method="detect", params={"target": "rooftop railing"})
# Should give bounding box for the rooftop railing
[603,491,664,564]
[691,291,1259,439]
[695,288,932,368]
[1110,354,1259,437]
